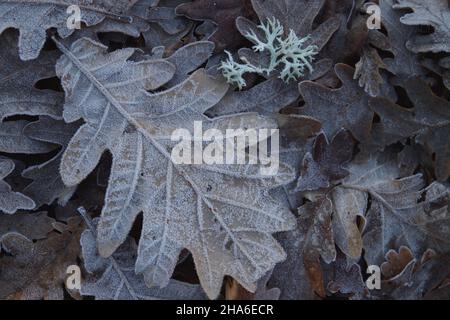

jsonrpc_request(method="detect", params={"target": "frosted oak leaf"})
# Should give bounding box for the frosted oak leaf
[0,0,138,60]
[54,37,296,299]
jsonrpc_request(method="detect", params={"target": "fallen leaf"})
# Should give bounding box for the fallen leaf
[393,0,450,53]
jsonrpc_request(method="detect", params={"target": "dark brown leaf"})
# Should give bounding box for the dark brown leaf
[299,63,374,142]
[176,0,256,51]
[295,129,354,192]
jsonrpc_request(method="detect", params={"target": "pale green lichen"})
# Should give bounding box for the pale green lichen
[219,18,319,89]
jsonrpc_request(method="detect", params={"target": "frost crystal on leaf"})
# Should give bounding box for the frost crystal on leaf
[79,209,207,300]
[0,0,139,60]
[0,158,35,214]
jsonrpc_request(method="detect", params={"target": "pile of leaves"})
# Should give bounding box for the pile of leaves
[1,0,450,300]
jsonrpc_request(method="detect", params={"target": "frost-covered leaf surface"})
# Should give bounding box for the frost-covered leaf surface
[0,120,57,154]
[393,0,450,53]
[22,117,80,207]
[0,30,63,121]
[0,211,53,239]
[354,45,388,97]
[0,158,35,214]
[0,0,138,60]
[80,213,207,300]
[246,0,340,50]
[163,41,215,86]
[370,77,450,181]
[0,217,83,299]
[341,157,450,264]
[379,0,425,78]
[176,0,256,51]
[326,252,369,300]
[208,78,300,116]
[270,196,335,299]
[375,247,450,299]
[295,129,354,192]
[54,37,295,299]
[299,64,374,142]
